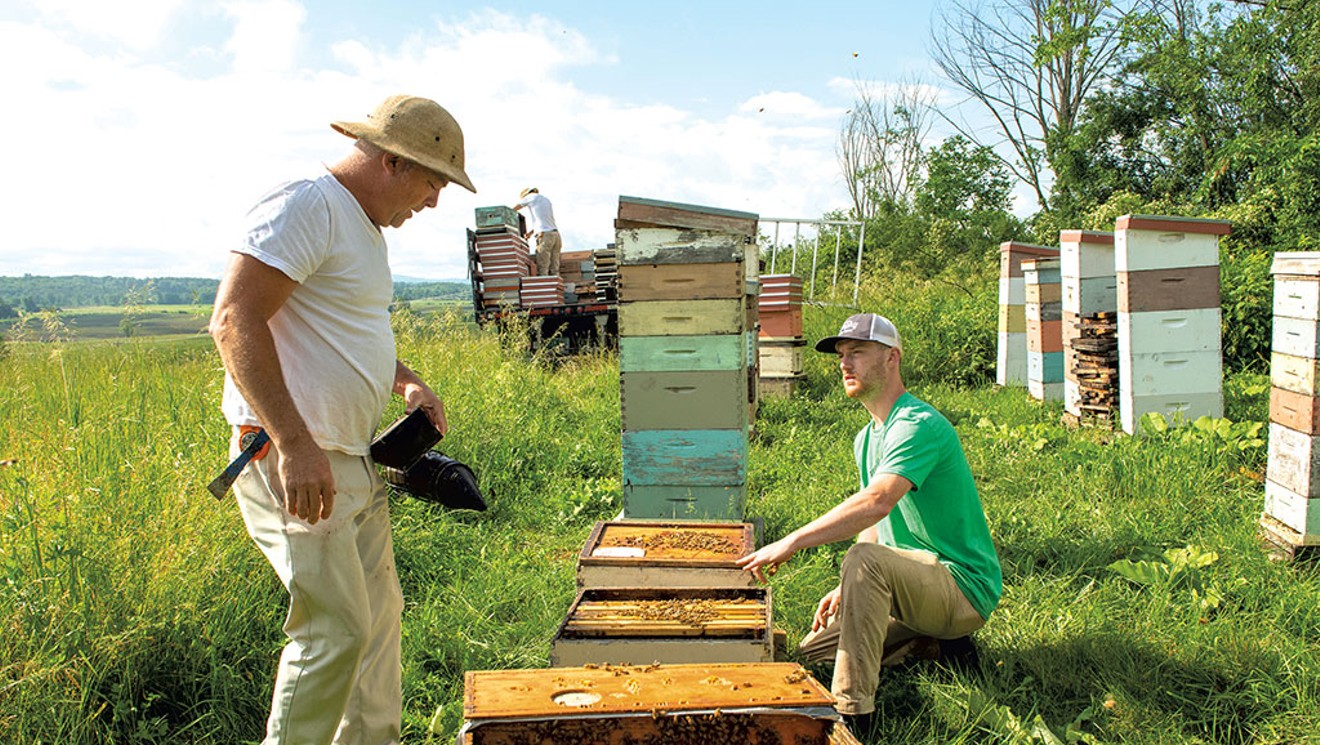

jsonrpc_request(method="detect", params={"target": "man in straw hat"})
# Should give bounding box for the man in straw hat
[512,186,561,276]
[738,313,1001,734]
[210,94,476,745]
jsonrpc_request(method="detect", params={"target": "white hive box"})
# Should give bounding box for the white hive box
[1062,275,1120,315]
[1119,350,1222,397]
[1267,422,1320,498]
[1113,215,1231,272]
[1059,230,1115,279]
[1263,480,1320,537]
[1117,308,1222,355]
[1275,275,1320,321]
[1120,391,1223,431]
[1272,316,1320,360]
[1272,352,1320,396]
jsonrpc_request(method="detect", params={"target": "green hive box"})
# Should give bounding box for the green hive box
[619,334,747,373]
[622,484,747,520]
[474,205,519,230]
[621,370,748,430]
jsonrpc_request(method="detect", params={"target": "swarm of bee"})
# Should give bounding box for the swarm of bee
[475,712,804,745]
[608,530,740,556]
[615,598,749,626]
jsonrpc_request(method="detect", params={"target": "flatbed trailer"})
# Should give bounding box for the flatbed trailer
[468,223,619,354]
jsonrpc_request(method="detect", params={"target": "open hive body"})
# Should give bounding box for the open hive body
[576,520,756,589]
[461,662,841,745]
[551,587,772,666]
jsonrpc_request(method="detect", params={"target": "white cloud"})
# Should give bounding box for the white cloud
[27,0,185,50]
[1,8,851,281]
[222,0,306,74]
[739,91,843,120]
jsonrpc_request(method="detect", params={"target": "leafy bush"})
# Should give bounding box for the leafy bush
[1219,247,1272,373]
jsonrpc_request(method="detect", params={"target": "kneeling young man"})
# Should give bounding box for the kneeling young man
[737,313,1001,729]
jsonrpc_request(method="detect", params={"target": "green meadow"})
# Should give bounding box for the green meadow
[1,274,1317,745]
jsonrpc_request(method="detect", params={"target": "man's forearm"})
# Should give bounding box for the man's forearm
[212,310,313,450]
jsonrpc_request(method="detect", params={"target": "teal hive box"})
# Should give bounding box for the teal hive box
[474,205,519,230]
[622,484,747,520]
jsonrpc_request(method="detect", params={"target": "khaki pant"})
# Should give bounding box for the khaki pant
[232,435,403,745]
[534,230,562,276]
[798,543,984,715]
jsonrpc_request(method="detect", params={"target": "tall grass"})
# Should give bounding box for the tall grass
[0,284,1316,744]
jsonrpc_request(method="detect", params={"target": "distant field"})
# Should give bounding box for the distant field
[1,299,471,342]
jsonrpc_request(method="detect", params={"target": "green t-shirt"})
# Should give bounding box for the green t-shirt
[854,392,1002,620]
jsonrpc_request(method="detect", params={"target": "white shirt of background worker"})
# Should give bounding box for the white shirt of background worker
[513,187,561,276]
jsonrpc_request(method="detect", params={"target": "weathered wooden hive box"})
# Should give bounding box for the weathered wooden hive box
[576,520,755,590]
[550,587,772,667]
[1266,252,1320,552]
[460,662,843,745]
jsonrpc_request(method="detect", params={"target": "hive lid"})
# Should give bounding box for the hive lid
[464,662,832,719]
[617,196,759,236]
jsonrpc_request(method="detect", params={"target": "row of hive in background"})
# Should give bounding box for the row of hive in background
[998,215,1231,434]
[1002,220,1317,558]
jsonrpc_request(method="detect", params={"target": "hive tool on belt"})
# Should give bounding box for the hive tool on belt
[207,426,270,500]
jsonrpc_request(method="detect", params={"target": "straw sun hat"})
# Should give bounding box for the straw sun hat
[332,95,477,193]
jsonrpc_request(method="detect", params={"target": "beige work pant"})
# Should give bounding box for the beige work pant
[798,543,985,715]
[232,436,403,745]
[534,230,562,276]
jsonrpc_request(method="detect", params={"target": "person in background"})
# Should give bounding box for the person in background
[209,94,476,745]
[513,186,561,276]
[736,313,1002,734]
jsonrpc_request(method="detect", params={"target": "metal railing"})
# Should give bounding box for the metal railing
[759,218,866,305]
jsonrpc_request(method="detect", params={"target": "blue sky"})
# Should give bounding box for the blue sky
[0,0,956,280]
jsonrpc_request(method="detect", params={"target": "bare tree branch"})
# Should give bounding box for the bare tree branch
[931,0,1142,211]
[837,77,938,219]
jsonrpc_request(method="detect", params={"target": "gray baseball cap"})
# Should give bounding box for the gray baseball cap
[814,313,902,353]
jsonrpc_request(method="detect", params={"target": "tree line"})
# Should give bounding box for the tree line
[0,276,469,318]
[836,0,1310,371]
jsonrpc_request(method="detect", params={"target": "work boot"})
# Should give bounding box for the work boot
[840,710,875,737]
[937,635,981,672]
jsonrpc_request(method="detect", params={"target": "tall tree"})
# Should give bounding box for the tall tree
[1065,0,1320,244]
[931,0,1137,213]
[837,78,937,219]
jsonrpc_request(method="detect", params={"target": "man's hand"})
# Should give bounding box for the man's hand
[735,535,800,584]
[277,435,336,524]
[812,586,842,631]
[395,361,447,436]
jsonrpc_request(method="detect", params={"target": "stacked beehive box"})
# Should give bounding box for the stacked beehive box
[758,274,805,397]
[472,206,533,309]
[558,249,595,304]
[594,244,618,302]
[1058,230,1118,419]
[615,196,757,520]
[998,242,1060,386]
[1264,252,1320,555]
[1023,258,1064,401]
[519,275,565,308]
[1114,215,1230,434]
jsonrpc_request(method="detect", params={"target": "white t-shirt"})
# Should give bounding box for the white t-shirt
[515,192,558,233]
[221,170,396,455]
